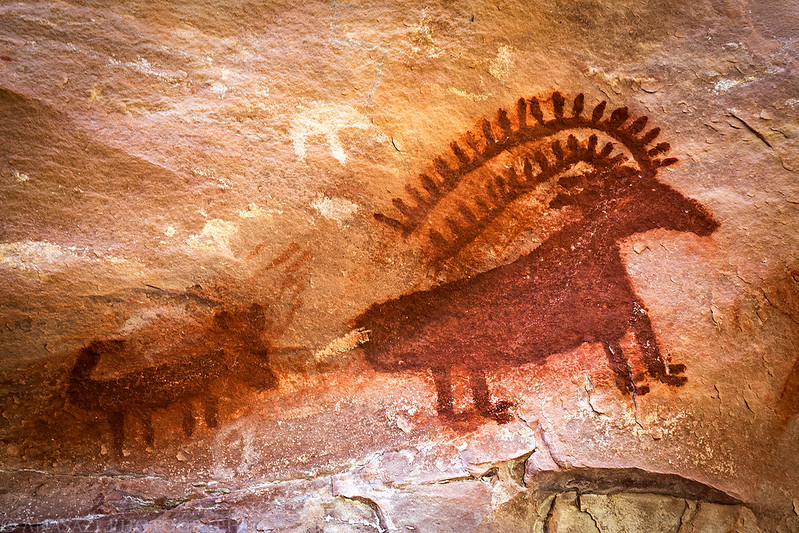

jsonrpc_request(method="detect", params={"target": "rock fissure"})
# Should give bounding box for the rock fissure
[335,494,388,533]
[541,494,558,533]
[577,495,604,533]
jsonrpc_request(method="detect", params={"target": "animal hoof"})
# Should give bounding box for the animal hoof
[438,406,456,418]
[652,363,687,386]
[635,384,651,396]
[650,363,686,381]
[667,363,687,375]
[661,374,688,387]
[491,400,514,414]
[493,411,514,424]
[488,400,514,423]
[614,376,635,394]
[440,410,483,431]
[439,409,466,424]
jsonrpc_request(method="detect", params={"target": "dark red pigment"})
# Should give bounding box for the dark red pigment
[65,244,310,455]
[67,304,276,455]
[357,93,719,422]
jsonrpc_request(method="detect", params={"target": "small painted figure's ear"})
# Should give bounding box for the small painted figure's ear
[214,309,232,328]
[248,303,266,331]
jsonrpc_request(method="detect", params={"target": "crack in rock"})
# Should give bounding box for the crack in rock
[335,494,388,533]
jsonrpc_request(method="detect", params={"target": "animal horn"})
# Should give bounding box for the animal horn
[534,151,550,172]
[628,116,648,135]
[450,142,470,165]
[373,213,407,233]
[419,173,439,195]
[375,92,676,258]
[609,107,629,127]
[648,142,671,156]
[641,127,661,145]
[529,97,545,124]
[552,140,564,161]
[587,134,598,155]
[567,134,579,153]
[496,108,512,138]
[480,119,496,147]
[516,98,527,129]
[657,157,679,167]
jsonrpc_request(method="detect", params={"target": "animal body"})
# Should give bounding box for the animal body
[67,303,277,454]
[356,92,718,422]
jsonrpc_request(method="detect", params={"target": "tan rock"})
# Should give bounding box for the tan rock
[0,0,797,530]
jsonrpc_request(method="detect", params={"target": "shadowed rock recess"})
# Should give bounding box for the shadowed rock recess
[1,1,798,531]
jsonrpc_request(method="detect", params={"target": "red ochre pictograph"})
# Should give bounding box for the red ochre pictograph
[357,92,719,423]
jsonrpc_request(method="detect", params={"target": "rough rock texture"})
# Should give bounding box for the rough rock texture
[1,0,798,531]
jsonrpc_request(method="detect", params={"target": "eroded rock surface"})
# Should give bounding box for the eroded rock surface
[1,0,798,531]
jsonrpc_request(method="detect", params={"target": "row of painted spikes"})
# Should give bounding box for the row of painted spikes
[384,95,678,231]
[424,135,625,257]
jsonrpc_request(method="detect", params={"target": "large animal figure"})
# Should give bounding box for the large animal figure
[356,92,718,422]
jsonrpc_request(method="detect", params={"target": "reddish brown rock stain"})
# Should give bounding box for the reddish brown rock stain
[772,269,799,424]
[357,92,719,423]
[777,357,799,423]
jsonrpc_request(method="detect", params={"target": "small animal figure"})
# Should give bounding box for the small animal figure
[67,303,277,454]
[357,92,719,422]
[65,242,310,455]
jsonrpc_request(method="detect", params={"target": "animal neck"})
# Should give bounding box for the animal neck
[517,194,641,270]
[555,206,626,252]
[580,194,649,245]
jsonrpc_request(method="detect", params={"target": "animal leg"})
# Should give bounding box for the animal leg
[183,409,195,437]
[603,340,649,395]
[630,304,687,387]
[204,397,219,429]
[142,414,154,447]
[469,368,513,423]
[108,411,125,456]
[431,367,455,418]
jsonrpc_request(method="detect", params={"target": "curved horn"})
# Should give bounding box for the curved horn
[375,92,673,235]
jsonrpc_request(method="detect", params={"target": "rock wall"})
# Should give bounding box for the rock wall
[1,1,798,531]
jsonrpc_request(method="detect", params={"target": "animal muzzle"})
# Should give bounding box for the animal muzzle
[359,333,409,372]
[692,207,720,237]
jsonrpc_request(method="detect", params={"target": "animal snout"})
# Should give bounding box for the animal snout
[694,210,720,236]
[362,340,406,372]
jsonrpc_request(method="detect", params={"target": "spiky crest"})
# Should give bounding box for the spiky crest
[375,92,676,266]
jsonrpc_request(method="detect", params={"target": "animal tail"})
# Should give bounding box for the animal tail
[314,328,371,363]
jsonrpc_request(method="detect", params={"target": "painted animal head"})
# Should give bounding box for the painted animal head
[551,165,719,240]
[212,302,266,339]
[355,288,443,373]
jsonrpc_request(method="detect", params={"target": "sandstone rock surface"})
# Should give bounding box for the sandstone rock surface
[1,0,798,531]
